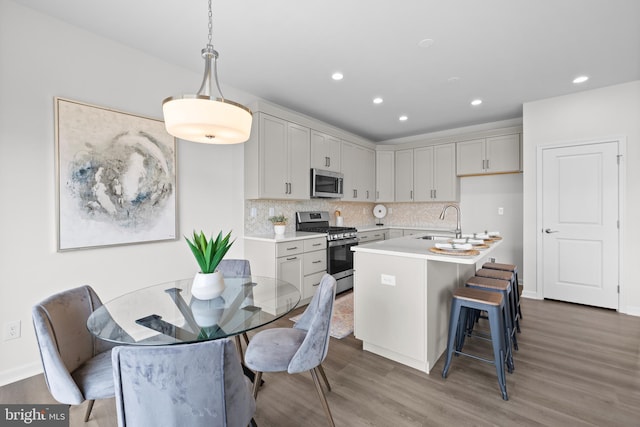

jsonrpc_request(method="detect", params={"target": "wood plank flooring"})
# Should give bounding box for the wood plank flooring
[2,297,639,426]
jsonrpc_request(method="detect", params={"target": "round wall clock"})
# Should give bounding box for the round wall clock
[373,204,387,226]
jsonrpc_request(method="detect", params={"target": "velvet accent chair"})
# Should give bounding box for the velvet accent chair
[217,259,252,355]
[111,339,257,427]
[244,274,337,427]
[32,285,117,422]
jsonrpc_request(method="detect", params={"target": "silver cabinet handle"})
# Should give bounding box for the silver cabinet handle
[312,282,320,287]
[410,190,413,200]
[486,159,490,170]
[286,246,299,250]
[433,189,436,199]
[312,260,322,264]
[376,190,379,199]
[366,190,370,199]
[544,229,559,234]
[328,157,331,167]
[312,243,322,247]
[286,256,298,261]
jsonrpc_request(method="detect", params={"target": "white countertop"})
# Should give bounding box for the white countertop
[244,231,325,243]
[353,232,501,265]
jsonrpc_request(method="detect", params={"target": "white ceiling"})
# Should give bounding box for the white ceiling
[13,0,640,142]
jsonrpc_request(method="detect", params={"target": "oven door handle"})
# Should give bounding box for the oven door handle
[328,238,359,247]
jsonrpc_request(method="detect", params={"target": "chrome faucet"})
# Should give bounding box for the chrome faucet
[439,204,462,238]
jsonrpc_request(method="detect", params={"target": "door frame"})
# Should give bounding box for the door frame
[535,136,626,309]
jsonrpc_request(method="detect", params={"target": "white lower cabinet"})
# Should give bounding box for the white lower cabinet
[357,230,387,243]
[245,236,327,305]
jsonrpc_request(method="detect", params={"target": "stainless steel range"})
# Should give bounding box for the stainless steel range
[296,211,358,294]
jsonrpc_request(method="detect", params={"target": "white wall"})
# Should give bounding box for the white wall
[460,174,523,277]
[0,0,252,384]
[522,81,640,315]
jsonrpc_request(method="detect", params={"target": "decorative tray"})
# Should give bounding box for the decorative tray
[429,247,480,256]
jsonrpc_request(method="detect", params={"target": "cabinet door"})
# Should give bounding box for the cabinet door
[486,134,521,173]
[302,271,325,301]
[432,143,457,201]
[277,255,303,293]
[311,130,341,172]
[394,149,414,202]
[376,151,394,202]
[287,123,311,199]
[260,115,289,198]
[456,138,485,176]
[413,147,433,201]
[362,147,376,201]
[341,141,359,201]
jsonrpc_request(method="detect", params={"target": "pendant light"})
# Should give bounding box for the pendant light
[162,0,252,144]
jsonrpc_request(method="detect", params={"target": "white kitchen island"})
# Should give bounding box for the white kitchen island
[352,233,501,374]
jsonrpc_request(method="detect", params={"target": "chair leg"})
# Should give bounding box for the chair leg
[317,364,331,392]
[249,418,258,427]
[83,400,95,422]
[310,368,335,427]
[252,371,263,399]
[235,335,245,361]
[243,332,250,346]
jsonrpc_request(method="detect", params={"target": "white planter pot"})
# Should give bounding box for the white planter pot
[191,271,226,300]
[274,224,286,235]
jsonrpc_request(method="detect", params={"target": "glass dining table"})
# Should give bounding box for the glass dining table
[87,276,301,345]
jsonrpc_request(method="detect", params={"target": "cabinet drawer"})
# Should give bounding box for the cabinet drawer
[303,237,326,252]
[303,271,326,301]
[303,249,327,274]
[276,241,304,257]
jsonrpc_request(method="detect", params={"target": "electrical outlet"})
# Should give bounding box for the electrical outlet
[250,207,257,217]
[4,320,21,341]
[381,274,396,286]
[268,207,275,217]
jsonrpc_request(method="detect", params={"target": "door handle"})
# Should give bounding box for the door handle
[544,228,559,234]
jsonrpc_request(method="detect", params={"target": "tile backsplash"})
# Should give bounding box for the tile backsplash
[244,200,459,234]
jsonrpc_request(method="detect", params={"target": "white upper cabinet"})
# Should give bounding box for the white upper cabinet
[456,134,521,176]
[396,144,458,202]
[311,130,341,172]
[342,141,375,201]
[375,151,394,202]
[394,149,414,202]
[244,113,310,200]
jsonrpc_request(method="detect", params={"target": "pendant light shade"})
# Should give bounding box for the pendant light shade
[162,0,252,144]
[163,96,252,144]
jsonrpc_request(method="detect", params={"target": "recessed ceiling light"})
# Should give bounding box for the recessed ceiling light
[373,97,383,104]
[573,75,589,84]
[471,99,483,106]
[447,76,460,83]
[399,115,408,121]
[331,72,344,81]
[418,38,435,48]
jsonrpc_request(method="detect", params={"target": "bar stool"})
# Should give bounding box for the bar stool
[476,268,520,333]
[466,275,518,354]
[442,287,510,401]
[483,262,522,322]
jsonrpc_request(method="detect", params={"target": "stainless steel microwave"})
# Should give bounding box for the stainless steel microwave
[310,168,343,198]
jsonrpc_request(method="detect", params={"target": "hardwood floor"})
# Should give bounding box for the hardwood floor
[2,297,639,426]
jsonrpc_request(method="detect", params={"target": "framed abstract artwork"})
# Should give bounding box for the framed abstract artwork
[55,97,177,251]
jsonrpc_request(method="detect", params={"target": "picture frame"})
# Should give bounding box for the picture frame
[55,97,177,251]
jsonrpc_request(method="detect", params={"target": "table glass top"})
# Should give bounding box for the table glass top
[87,276,300,345]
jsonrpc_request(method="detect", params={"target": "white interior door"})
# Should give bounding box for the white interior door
[541,141,619,309]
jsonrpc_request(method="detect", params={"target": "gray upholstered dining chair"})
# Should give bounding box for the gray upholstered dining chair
[111,339,257,427]
[244,273,337,427]
[32,285,116,422]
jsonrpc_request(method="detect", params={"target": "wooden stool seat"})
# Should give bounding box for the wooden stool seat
[477,267,521,332]
[442,287,510,400]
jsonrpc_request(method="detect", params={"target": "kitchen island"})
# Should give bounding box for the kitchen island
[352,233,501,374]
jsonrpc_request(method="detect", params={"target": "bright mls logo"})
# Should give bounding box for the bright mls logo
[0,405,68,426]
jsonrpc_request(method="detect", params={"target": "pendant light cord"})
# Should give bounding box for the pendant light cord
[207,0,225,100]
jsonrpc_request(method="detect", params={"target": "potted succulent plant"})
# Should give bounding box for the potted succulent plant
[268,214,288,235]
[185,230,234,300]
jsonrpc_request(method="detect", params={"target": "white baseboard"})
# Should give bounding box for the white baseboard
[0,362,42,387]
[521,290,540,300]
[620,305,640,317]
